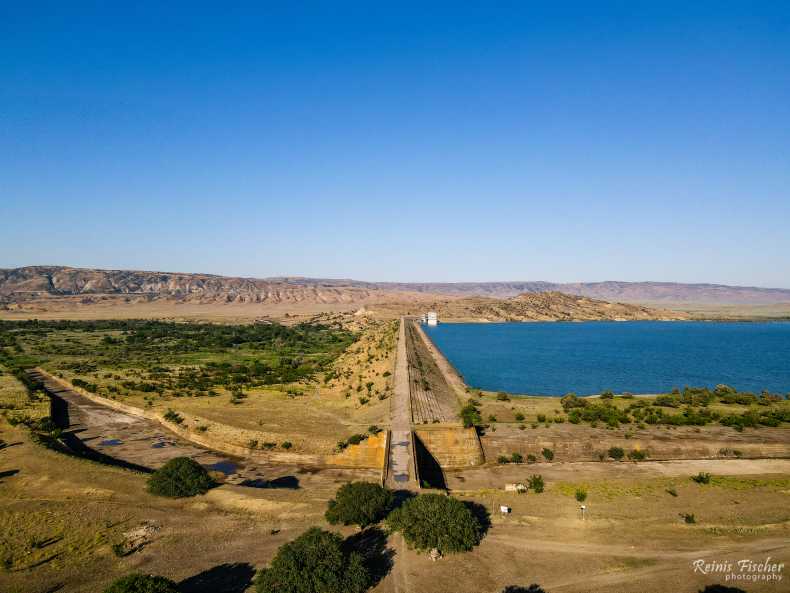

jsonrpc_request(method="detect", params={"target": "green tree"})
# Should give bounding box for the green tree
[387,494,482,553]
[147,457,214,498]
[325,482,393,528]
[255,527,369,593]
[103,573,179,593]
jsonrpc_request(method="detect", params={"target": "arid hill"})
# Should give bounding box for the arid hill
[370,280,790,305]
[366,291,687,322]
[0,266,425,306]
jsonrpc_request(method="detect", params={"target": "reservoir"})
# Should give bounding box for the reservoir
[423,321,790,396]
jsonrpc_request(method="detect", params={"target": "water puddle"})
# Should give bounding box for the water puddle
[100,439,123,446]
[207,461,238,476]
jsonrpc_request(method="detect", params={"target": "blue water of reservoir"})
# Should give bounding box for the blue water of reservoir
[423,321,790,396]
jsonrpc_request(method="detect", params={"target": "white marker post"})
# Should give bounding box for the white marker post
[580,505,586,520]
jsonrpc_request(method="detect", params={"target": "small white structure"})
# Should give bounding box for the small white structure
[505,483,527,494]
[427,311,438,326]
[500,505,512,515]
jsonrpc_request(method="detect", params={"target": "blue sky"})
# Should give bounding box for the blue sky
[2,2,789,286]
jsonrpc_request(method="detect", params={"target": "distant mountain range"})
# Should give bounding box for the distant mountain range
[2,266,789,306]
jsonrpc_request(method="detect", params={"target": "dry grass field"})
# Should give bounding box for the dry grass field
[2,414,789,593]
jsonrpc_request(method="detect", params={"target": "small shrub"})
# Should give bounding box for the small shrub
[163,409,183,425]
[526,454,537,464]
[541,448,554,461]
[460,402,483,428]
[528,474,544,493]
[536,414,546,423]
[497,455,511,464]
[103,573,179,593]
[281,441,292,450]
[247,439,259,450]
[607,447,624,460]
[496,392,510,401]
[147,457,214,498]
[515,412,525,422]
[574,488,587,502]
[666,487,678,497]
[367,425,382,435]
[691,472,711,485]
[627,449,647,461]
[600,390,614,399]
[510,452,524,464]
[681,513,696,524]
[346,433,367,446]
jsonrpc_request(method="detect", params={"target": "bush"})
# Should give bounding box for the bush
[147,457,214,497]
[681,513,696,524]
[600,390,614,399]
[515,412,525,422]
[255,527,369,593]
[574,488,587,502]
[691,472,711,485]
[460,402,482,428]
[162,409,183,425]
[387,494,482,553]
[527,454,537,463]
[325,482,393,528]
[528,474,544,493]
[281,441,292,450]
[607,447,624,460]
[536,414,546,423]
[496,392,510,401]
[510,452,524,464]
[497,455,511,464]
[103,573,179,593]
[541,448,554,461]
[627,449,647,461]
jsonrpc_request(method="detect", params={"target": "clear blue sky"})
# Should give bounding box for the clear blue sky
[2,2,789,287]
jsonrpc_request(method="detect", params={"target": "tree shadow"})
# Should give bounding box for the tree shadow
[390,489,417,511]
[0,469,20,480]
[179,562,256,593]
[502,586,546,593]
[239,475,299,489]
[343,527,394,588]
[698,586,747,593]
[464,500,491,538]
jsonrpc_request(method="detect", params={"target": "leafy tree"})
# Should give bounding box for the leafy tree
[325,482,393,528]
[575,489,587,502]
[147,457,214,497]
[387,494,482,553]
[103,573,179,593]
[255,527,369,593]
[541,448,554,461]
